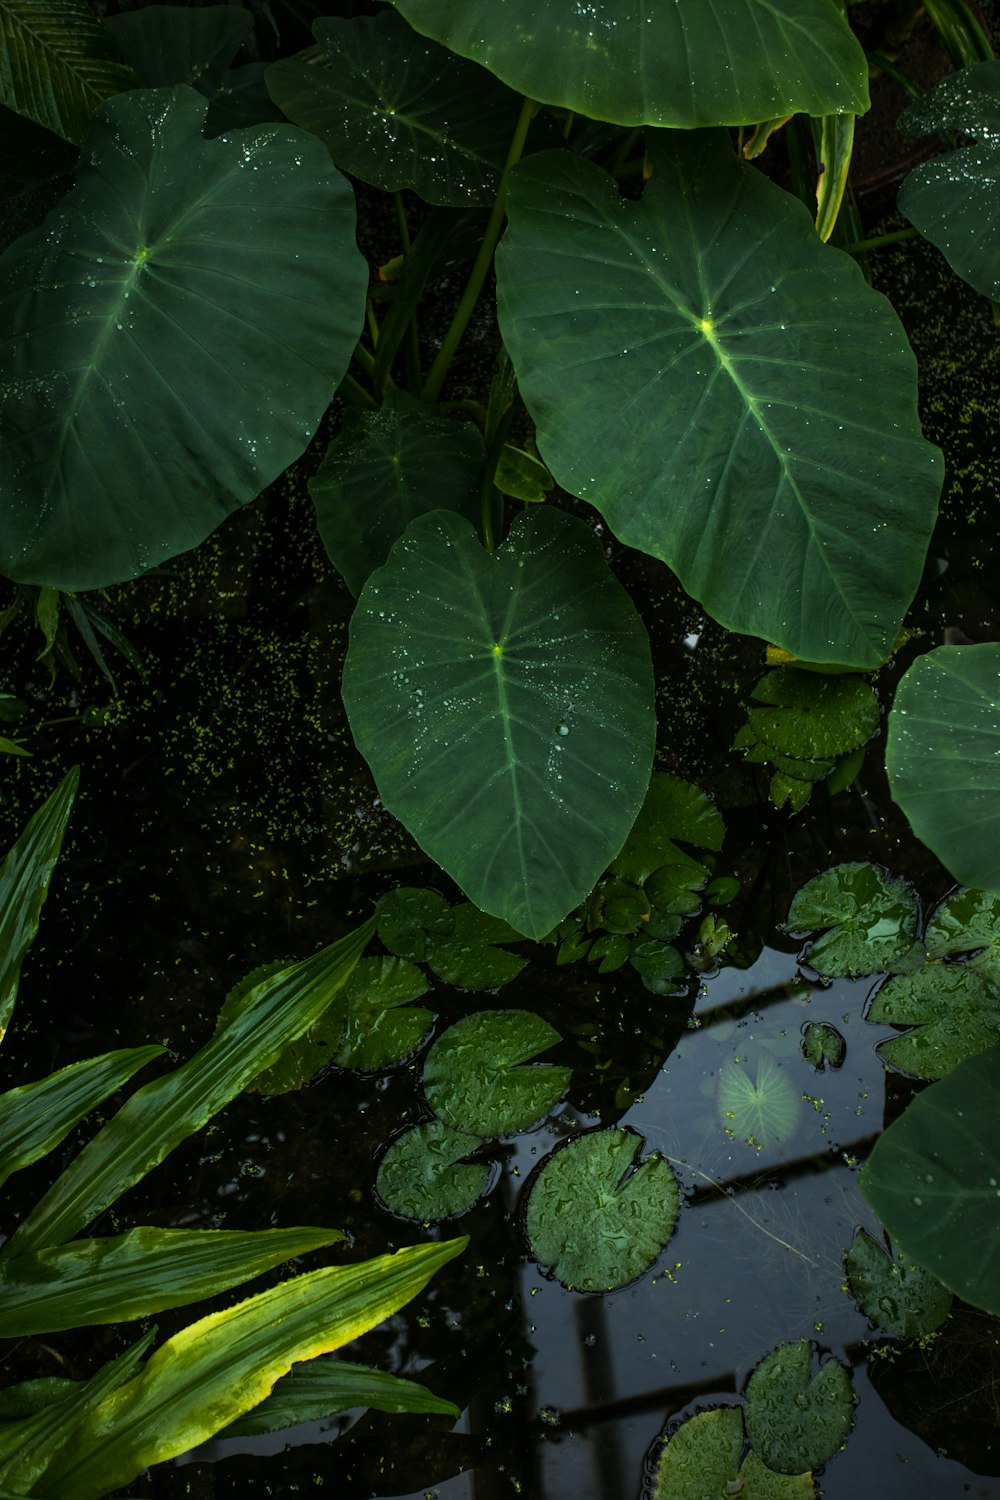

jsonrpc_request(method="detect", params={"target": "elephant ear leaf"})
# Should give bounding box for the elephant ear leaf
[0,84,367,590]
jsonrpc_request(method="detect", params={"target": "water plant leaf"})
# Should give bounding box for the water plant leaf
[628,937,685,994]
[800,1021,845,1071]
[266,11,530,206]
[0,1225,343,1336]
[389,0,868,127]
[785,862,924,977]
[925,887,1000,973]
[844,1227,952,1337]
[0,84,367,589]
[898,61,1000,301]
[611,772,723,886]
[867,964,1000,1079]
[0,1045,163,1189]
[310,390,485,596]
[377,886,454,962]
[424,904,527,990]
[342,505,656,939]
[525,1128,679,1291]
[716,1053,802,1148]
[0,0,136,144]
[887,645,1000,893]
[7,917,375,1254]
[0,766,78,1043]
[34,1239,467,1500]
[859,1044,1000,1314]
[334,956,433,1069]
[219,1356,458,1437]
[376,1121,488,1220]
[650,1406,814,1500]
[423,1010,570,1135]
[744,668,880,760]
[744,1339,854,1473]
[497,131,941,667]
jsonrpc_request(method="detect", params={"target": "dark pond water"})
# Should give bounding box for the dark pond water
[2,170,1000,1500]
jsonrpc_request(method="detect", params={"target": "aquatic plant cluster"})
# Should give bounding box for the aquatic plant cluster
[1,0,999,1495]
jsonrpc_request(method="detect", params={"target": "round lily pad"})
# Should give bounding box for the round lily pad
[650,1406,815,1500]
[785,862,924,978]
[423,1010,570,1136]
[716,1053,802,1149]
[744,1339,854,1474]
[844,1227,952,1338]
[376,1122,488,1221]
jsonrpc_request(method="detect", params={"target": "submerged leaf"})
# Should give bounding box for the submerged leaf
[716,1053,802,1148]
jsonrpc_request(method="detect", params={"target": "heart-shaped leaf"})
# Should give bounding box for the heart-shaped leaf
[497,131,942,667]
[844,1227,952,1338]
[342,505,656,938]
[376,1121,488,1220]
[611,772,723,885]
[390,0,868,127]
[424,904,526,990]
[423,1010,570,1135]
[744,1340,854,1474]
[0,85,367,589]
[926,887,1000,972]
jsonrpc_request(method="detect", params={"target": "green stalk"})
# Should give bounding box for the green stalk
[839,227,919,255]
[478,405,515,553]
[337,372,379,410]
[422,96,537,404]
[393,192,423,391]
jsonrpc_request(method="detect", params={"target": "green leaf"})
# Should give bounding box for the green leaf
[497,132,942,667]
[342,505,656,939]
[746,668,880,760]
[376,1121,488,1220]
[611,772,723,885]
[7,917,375,1254]
[650,1407,815,1500]
[868,965,1000,1079]
[597,878,649,934]
[0,0,136,144]
[525,1128,679,1291]
[800,1020,845,1071]
[0,85,367,589]
[0,766,78,1042]
[643,859,711,917]
[266,11,530,206]
[390,0,868,127]
[334,956,433,1069]
[219,1356,458,1437]
[105,3,250,90]
[424,903,526,990]
[898,61,1000,301]
[785,862,924,977]
[859,1044,1000,1314]
[0,1045,163,1188]
[716,1053,802,1148]
[744,1339,854,1474]
[844,1227,952,1337]
[628,937,685,994]
[423,1009,570,1135]
[311,390,485,596]
[926,887,1000,970]
[0,1225,344,1336]
[36,1239,467,1500]
[377,886,453,961]
[495,444,552,504]
[887,645,1000,893]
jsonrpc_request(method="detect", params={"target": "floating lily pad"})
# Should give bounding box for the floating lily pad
[423,1010,570,1135]
[595,879,650,934]
[785,862,924,977]
[801,1021,845,1071]
[376,1121,488,1221]
[612,772,723,886]
[745,1340,854,1474]
[377,887,453,962]
[716,1053,802,1148]
[524,1128,679,1291]
[643,859,712,917]
[650,1407,814,1500]
[745,668,880,762]
[424,904,526,990]
[859,1044,1000,1315]
[844,1227,952,1338]
[867,965,1000,1080]
[925,887,1000,979]
[629,938,685,995]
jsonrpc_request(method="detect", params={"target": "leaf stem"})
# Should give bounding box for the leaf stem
[838,227,919,255]
[338,372,379,410]
[393,191,423,390]
[478,405,515,553]
[422,96,537,404]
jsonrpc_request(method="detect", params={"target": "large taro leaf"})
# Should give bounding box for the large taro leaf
[859,1045,1000,1314]
[650,1408,814,1500]
[423,1010,570,1136]
[898,61,1000,302]
[341,505,656,938]
[744,1340,854,1474]
[389,0,868,128]
[0,0,136,145]
[497,131,942,668]
[887,644,1000,893]
[310,389,485,596]
[0,84,367,590]
[266,11,531,206]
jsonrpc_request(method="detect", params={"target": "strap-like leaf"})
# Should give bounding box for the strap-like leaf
[0,0,136,144]
[220,1356,458,1437]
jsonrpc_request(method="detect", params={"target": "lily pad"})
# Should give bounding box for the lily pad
[650,1407,814,1500]
[424,904,526,990]
[524,1128,679,1291]
[377,887,453,962]
[342,505,656,939]
[744,1340,854,1474]
[497,131,941,667]
[859,1044,1000,1315]
[376,1122,488,1221]
[844,1227,952,1338]
[742,668,880,761]
[423,1010,570,1136]
[867,965,1000,1080]
[310,391,485,596]
[716,1053,802,1148]
[898,61,1000,301]
[785,862,924,977]
[926,887,1000,974]
[886,644,1000,894]
[629,937,685,994]
[801,1021,845,1071]
[611,772,723,886]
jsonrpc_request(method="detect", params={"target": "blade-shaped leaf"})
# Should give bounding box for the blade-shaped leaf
[497,131,942,667]
[0,84,368,589]
[8,916,375,1253]
[0,1044,163,1188]
[389,0,868,127]
[38,1239,467,1500]
[0,0,136,144]
[0,1225,344,1336]
[0,765,78,1042]
[219,1356,458,1437]
[342,505,656,938]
